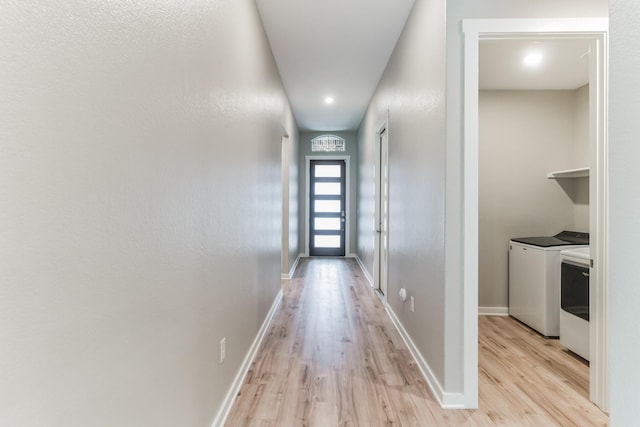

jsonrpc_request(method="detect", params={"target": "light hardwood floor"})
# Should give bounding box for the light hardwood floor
[225,257,608,426]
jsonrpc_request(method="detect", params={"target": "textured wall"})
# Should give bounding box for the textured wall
[609,0,640,424]
[357,0,448,391]
[0,1,296,425]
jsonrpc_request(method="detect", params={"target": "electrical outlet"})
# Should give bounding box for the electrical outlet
[410,296,415,313]
[220,337,226,364]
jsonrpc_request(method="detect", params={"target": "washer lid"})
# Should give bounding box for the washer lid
[511,230,589,247]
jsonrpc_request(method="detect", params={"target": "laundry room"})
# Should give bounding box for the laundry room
[477,39,591,327]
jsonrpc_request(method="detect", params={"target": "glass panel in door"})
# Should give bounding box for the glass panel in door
[309,160,346,256]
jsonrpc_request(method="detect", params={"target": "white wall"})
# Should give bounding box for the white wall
[0,1,296,426]
[445,0,608,394]
[609,0,640,424]
[478,90,579,308]
[357,0,449,391]
[572,85,590,231]
[478,89,590,309]
[573,84,591,168]
[299,131,358,255]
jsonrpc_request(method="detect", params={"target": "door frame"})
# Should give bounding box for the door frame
[304,155,350,257]
[374,113,390,297]
[281,135,290,278]
[462,18,609,410]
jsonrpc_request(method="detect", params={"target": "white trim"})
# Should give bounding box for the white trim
[211,289,283,427]
[354,258,464,408]
[588,33,610,412]
[462,18,608,35]
[355,255,374,288]
[281,254,301,280]
[461,24,481,410]
[304,155,351,257]
[478,307,509,316]
[385,300,465,408]
[462,17,609,411]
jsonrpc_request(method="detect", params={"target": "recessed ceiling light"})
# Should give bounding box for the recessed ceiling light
[324,96,334,104]
[523,53,543,67]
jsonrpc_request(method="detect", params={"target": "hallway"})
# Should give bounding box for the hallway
[4,0,638,425]
[226,258,607,426]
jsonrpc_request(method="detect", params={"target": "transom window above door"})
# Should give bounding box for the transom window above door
[311,135,345,152]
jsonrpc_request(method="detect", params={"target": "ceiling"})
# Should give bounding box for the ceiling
[256,2,590,132]
[479,39,590,90]
[256,0,415,132]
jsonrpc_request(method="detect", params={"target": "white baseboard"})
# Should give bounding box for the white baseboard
[384,303,465,408]
[355,255,374,287]
[351,258,463,408]
[211,289,283,427]
[281,254,302,279]
[478,307,509,316]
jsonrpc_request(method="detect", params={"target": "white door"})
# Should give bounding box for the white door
[281,135,290,276]
[378,126,389,296]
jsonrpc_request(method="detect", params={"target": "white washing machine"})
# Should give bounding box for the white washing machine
[509,231,589,337]
[560,246,590,360]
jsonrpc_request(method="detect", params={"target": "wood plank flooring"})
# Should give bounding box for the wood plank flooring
[225,257,608,426]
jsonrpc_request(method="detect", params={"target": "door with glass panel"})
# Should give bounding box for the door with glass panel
[309,160,346,256]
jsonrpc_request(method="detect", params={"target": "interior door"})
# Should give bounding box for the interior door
[378,128,389,295]
[309,160,346,256]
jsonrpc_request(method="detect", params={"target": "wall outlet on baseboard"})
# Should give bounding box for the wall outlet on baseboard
[220,337,226,364]
[410,296,415,313]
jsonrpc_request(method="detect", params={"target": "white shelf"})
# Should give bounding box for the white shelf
[547,167,590,179]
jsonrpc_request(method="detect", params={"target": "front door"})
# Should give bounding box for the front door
[309,160,346,256]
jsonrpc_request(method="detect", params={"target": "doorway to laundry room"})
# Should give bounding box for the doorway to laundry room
[462,18,609,412]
